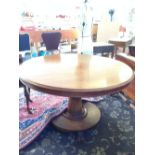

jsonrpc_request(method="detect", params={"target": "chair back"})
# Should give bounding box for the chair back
[41,32,61,51]
[19,34,30,51]
[93,44,115,58]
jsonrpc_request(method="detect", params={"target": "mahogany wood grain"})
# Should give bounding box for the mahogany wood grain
[20,54,134,97]
[115,53,135,101]
[19,53,134,131]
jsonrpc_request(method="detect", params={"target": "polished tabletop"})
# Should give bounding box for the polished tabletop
[19,53,134,131]
[109,37,133,42]
[19,53,134,97]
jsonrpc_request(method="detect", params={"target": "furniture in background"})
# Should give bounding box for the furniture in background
[19,54,134,131]
[19,33,34,114]
[129,44,135,57]
[108,37,133,54]
[91,23,98,42]
[19,34,30,51]
[71,41,78,53]
[115,53,135,101]
[20,28,78,47]
[41,32,61,55]
[20,28,79,55]
[93,42,115,58]
[19,33,31,62]
[59,40,78,54]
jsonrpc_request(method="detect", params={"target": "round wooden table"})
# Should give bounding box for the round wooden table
[19,54,134,131]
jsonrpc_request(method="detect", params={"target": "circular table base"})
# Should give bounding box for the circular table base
[52,102,101,131]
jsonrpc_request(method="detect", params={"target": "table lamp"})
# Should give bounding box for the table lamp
[119,25,126,38]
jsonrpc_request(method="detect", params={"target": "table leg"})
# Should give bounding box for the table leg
[112,46,118,57]
[123,46,126,53]
[52,97,101,131]
[24,86,33,114]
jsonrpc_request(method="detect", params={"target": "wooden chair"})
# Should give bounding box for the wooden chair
[115,53,135,101]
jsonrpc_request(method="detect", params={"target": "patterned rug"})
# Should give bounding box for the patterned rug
[19,90,135,155]
[19,89,68,149]
[19,89,105,150]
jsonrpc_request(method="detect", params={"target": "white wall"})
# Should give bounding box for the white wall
[96,0,135,42]
[20,0,134,42]
[97,19,120,43]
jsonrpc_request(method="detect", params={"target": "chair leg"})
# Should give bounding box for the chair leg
[111,51,115,58]
[24,86,33,114]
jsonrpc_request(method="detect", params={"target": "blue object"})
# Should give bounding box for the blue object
[19,34,31,63]
[38,50,46,56]
[31,52,38,58]
[45,51,52,56]
[19,34,30,51]
[24,52,31,60]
